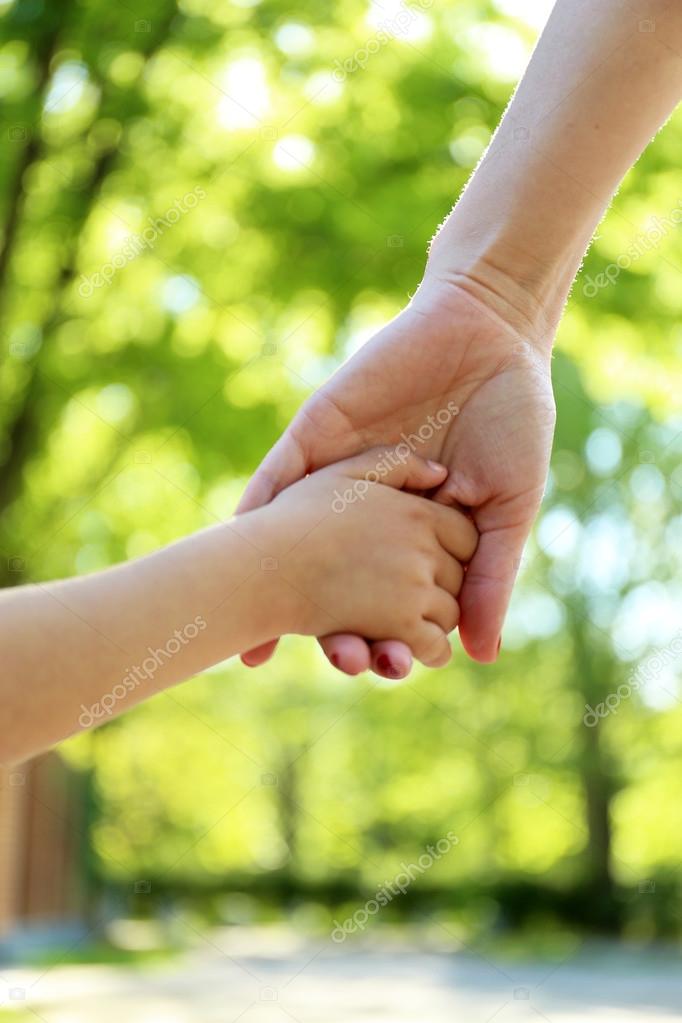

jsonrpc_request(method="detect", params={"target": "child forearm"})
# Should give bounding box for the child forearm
[0,522,282,764]
[0,451,476,764]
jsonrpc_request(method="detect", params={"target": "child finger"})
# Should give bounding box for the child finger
[425,589,460,635]
[343,447,447,492]
[411,622,452,668]
[430,503,479,562]
[434,553,464,597]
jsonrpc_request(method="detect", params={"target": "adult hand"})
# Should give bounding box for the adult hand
[237,269,556,676]
[237,0,682,679]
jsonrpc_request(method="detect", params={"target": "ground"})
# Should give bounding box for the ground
[1,927,682,1022]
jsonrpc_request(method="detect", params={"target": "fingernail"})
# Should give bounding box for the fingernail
[427,460,446,472]
[377,654,405,679]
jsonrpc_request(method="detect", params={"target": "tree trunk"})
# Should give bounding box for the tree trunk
[0,4,177,583]
[570,608,619,920]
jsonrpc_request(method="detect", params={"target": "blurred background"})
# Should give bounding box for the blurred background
[0,0,681,1019]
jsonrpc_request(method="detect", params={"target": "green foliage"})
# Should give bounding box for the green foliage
[1,0,681,936]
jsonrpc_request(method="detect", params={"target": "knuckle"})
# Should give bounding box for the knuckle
[415,563,434,590]
[407,499,428,523]
[397,610,418,636]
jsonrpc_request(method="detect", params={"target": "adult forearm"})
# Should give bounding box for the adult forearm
[428,0,682,343]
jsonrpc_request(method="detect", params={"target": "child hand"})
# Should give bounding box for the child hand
[240,447,478,668]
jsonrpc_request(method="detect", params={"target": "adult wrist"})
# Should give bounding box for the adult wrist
[424,212,575,355]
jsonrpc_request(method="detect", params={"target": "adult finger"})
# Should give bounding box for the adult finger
[457,523,528,663]
[241,639,279,667]
[319,634,372,676]
[369,640,413,680]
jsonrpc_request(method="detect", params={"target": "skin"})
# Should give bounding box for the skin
[239,0,682,679]
[0,450,476,765]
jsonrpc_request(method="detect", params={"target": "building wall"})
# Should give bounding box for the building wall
[0,764,26,935]
[0,754,87,938]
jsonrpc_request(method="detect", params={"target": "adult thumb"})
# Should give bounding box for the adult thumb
[457,523,528,663]
[237,429,308,514]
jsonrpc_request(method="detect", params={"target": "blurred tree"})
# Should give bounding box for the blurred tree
[0,0,680,937]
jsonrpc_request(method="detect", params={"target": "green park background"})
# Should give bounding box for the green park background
[1,0,681,948]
